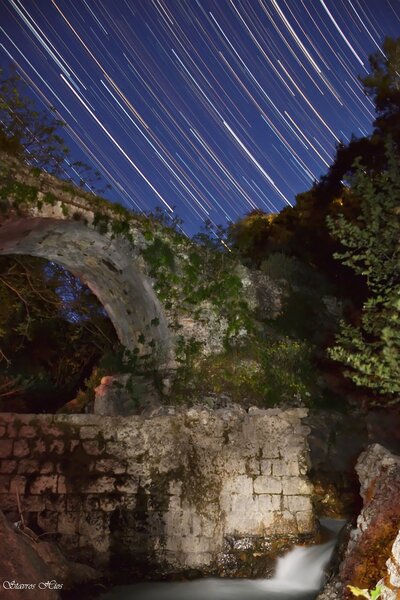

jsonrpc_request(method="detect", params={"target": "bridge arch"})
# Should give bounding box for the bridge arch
[0,215,172,368]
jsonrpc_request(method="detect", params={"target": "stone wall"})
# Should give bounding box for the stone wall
[0,407,315,580]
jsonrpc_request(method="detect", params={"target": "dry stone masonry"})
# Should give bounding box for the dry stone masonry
[0,407,315,580]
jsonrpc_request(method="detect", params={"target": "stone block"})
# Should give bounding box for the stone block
[85,476,115,493]
[0,459,17,473]
[49,440,64,454]
[29,475,58,494]
[253,475,282,494]
[0,439,13,458]
[78,511,108,537]
[180,535,213,555]
[281,476,312,496]
[246,457,261,475]
[37,510,58,533]
[286,495,313,513]
[100,496,122,512]
[38,423,64,437]
[95,458,126,474]
[58,512,78,535]
[271,459,301,477]
[82,495,101,511]
[0,493,19,511]
[222,475,254,497]
[17,459,40,474]
[226,495,260,534]
[32,439,47,454]
[80,426,97,439]
[259,510,276,530]
[165,534,182,552]
[270,510,297,534]
[7,423,20,438]
[261,443,281,460]
[83,441,102,455]
[13,439,30,457]
[41,462,55,474]
[18,425,37,438]
[66,496,82,512]
[296,510,315,533]
[21,495,46,512]
[0,475,10,493]
[258,494,282,513]
[114,476,138,494]
[168,495,181,511]
[45,496,66,512]
[126,462,144,476]
[0,425,6,438]
[57,475,67,494]
[260,459,272,475]
[8,475,26,496]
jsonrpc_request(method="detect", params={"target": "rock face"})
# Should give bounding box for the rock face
[0,408,316,582]
[306,409,400,519]
[0,509,60,600]
[0,508,100,598]
[317,444,400,600]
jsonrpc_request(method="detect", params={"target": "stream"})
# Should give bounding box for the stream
[98,519,343,600]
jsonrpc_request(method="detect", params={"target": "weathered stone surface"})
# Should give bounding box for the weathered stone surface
[318,444,400,600]
[93,374,160,416]
[0,409,315,580]
[0,509,60,599]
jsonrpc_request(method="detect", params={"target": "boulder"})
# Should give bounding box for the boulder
[0,509,101,598]
[0,510,60,600]
[317,444,400,599]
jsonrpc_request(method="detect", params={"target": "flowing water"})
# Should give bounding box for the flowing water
[98,519,343,600]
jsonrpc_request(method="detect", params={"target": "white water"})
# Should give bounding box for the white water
[259,538,336,593]
[98,519,343,600]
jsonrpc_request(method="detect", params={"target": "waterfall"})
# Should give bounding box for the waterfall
[259,538,336,593]
[99,520,344,600]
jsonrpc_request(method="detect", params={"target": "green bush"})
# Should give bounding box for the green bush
[171,336,316,407]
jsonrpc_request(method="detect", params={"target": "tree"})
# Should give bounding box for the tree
[0,66,108,190]
[0,66,70,172]
[327,142,400,399]
[0,256,118,411]
[362,36,400,139]
[0,66,117,411]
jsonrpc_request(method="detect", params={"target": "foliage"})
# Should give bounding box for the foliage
[0,256,118,412]
[228,38,400,304]
[260,253,339,346]
[0,66,109,192]
[347,584,382,599]
[142,224,255,347]
[171,336,317,407]
[227,210,278,266]
[362,36,400,137]
[327,143,400,399]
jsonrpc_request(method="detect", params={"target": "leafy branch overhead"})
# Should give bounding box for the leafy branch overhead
[327,141,400,399]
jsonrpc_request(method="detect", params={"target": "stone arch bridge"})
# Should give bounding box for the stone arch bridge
[0,153,259,382]
[0,153,174,369]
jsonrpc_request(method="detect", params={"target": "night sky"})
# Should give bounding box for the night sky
[1,1,400,236]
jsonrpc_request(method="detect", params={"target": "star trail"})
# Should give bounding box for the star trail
[1,0,400,234]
